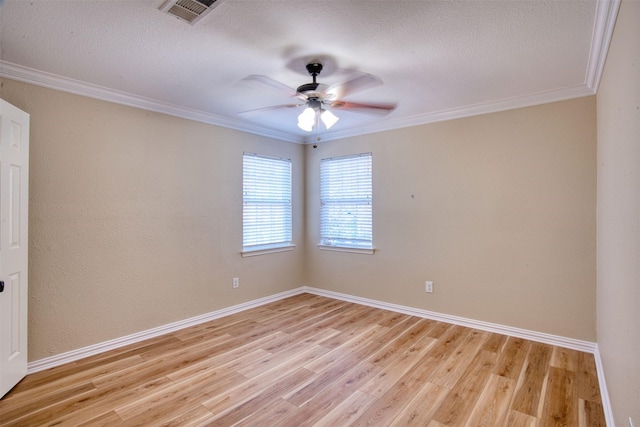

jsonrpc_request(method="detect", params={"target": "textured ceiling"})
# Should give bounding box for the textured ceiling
[0,0,617,143]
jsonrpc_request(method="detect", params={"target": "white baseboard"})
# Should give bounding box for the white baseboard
[28,285,611,426]
[29,285,597,372]
[27,288,306,374]
[300,286,597,353]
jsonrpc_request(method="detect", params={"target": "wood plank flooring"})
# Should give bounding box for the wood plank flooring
[0,294,606,426]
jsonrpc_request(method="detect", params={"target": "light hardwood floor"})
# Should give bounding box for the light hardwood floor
[0,293,605,426]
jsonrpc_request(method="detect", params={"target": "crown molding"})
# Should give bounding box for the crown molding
[303,0,619,144]
[0,61,303,144]
[1,0,617,146]
[314,83,594,143]
[586,0,621,93]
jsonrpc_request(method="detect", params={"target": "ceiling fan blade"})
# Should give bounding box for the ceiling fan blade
[241,75,298,96]
[329,101,396,115]
[238,104,303,116]
[326,73,383,99]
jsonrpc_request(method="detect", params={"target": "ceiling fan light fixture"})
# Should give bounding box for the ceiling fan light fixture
[297,107,316,132]
[320,109,339,129]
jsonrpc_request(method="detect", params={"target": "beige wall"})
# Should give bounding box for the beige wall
[1,78,598,362]
[0,79,306,361]
[597,0,640,425]
[306,97,597,341]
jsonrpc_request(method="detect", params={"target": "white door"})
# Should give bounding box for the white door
[0,99,29,398]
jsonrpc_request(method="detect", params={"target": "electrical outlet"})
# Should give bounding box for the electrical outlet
[425,281,433,293]
[232,277,239,289]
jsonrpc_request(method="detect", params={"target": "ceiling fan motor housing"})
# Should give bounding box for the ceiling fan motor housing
[297,82,320,93]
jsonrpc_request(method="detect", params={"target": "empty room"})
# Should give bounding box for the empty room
[0,0,638,426]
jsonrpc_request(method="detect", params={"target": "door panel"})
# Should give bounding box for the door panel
[0,99,30,398]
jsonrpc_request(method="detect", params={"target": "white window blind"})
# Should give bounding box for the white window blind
[243,153,292,252]
[320,153,373,249]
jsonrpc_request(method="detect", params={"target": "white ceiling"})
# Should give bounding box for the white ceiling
[0,0,618,143]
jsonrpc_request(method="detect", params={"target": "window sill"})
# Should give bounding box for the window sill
[317,245,375,255]
[241,244,296,257]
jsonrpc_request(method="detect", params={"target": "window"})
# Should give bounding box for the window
[320,153,373,253]
[242,153,293,255]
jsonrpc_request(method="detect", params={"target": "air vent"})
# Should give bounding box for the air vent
[159,0,225,25]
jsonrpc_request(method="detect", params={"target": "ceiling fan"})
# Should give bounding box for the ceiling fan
[239,62,396,132]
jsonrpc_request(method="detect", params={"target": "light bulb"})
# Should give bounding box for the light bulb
[297,107,316,132]
[320,109,339,129]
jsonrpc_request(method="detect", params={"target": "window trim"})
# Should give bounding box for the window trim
[319,152,374,253]
[241,243,296,257]
[242,152,293,256]
[317,244,375,255]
